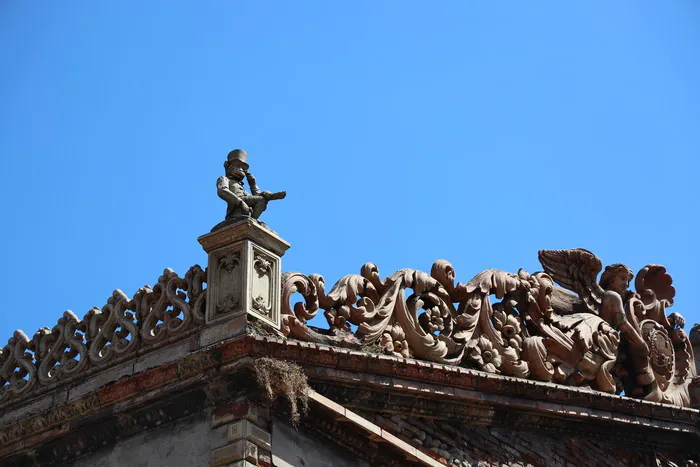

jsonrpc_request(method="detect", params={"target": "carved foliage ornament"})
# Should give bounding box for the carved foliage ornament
[252,254,273,317]
[281,249,697,407]
[0,265,207,404]
[216,251,242,315]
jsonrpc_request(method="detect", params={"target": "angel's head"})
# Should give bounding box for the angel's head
[600,263,634,294]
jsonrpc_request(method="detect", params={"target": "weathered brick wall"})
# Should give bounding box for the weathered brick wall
[373,414,667,467]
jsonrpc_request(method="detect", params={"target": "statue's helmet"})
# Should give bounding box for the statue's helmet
[226,149,249,170]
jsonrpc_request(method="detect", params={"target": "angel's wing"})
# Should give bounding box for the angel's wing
[635,264,675,305]
[538,248,605,313]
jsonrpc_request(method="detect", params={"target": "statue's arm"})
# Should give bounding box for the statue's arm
[246,172,262,196]
[217,177,250,212]
[216,176,238,202]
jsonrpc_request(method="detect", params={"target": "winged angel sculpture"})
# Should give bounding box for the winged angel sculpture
[538,249,693,405]
[281,248,697,406]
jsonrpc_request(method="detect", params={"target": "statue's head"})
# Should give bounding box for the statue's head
[224,149,249,181]
[600,263,634,293]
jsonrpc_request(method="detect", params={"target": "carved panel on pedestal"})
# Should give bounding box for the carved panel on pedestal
[249,245,280,328]
[209,245,245,322]
[252,252,273,317]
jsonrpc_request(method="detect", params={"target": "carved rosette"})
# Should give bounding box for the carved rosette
[643,321,675,382]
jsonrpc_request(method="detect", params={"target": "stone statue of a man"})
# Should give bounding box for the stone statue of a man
[212,149,286,231]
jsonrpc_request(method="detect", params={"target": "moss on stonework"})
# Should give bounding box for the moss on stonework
[254,357,309,427]
[360,342,387,355]
[247,318,285,339]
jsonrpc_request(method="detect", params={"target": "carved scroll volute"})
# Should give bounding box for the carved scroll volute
[430,260,459,298]
[397,270,464,364]
[458,269,530,377]
[0,331,38,400]
[37,311,88,385]
[86,290,138,365]
[281,271,320,338]
[360,262,386,294]
[324,272,379,333]
[431,260,476,344]
[185,264,207,324]
[137,269,196,346]
[341,264,464,363]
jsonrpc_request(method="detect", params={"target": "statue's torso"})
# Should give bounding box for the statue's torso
[219,176,250,197]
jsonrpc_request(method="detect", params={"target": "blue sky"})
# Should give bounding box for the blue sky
[1,2,699,340]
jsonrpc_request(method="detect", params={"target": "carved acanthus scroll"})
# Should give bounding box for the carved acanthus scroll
[282,250,697,407]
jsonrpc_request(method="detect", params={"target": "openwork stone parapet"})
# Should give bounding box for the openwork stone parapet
[0,265,207,411]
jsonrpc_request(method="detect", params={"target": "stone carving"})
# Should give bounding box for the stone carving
[252,296,271,317]
[36,311,88,384]
[281,249,697,407]
[539,249,693,405]
[0,265,206,406]
[136,266,207,346]
[212,149,286,231]
[214,251,243,316]
[0,392,101,446]
[252,254,273,317]
[0,331,37,398]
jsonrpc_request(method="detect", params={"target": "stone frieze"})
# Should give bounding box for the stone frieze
[281,249,697,407]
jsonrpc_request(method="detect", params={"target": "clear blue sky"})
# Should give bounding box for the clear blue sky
[1,2,699,340]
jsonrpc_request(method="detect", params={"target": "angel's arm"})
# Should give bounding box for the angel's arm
[602,291,648,354]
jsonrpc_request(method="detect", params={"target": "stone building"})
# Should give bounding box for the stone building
[1,153,699,466]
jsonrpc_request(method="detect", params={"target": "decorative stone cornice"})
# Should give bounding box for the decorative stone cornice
[2,333,698,461]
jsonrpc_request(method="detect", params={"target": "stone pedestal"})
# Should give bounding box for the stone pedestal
[198,219,290,329]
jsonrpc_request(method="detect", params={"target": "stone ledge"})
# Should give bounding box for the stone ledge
[197,218,290,256]
[309,367,697,435]
[243,335,700,425]
[3,331,698,460]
